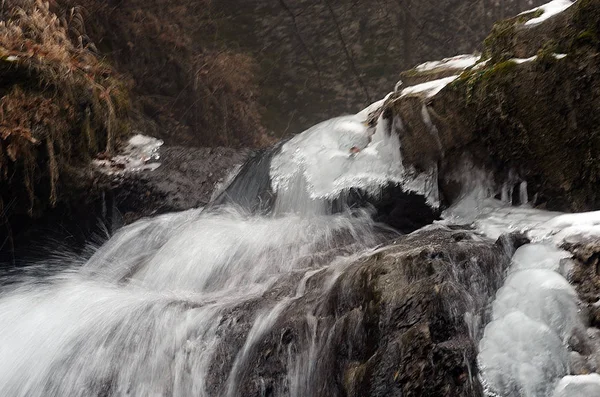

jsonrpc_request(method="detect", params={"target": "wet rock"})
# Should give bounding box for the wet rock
[562,239,600,377]
[111,146,249,223]
[563,238,600,326]
[0,145,248,266]
[204,228,521,397]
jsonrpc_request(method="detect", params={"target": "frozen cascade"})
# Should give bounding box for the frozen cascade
[0,97,441,397]
[445,195,600,397]
[2,84,600,397]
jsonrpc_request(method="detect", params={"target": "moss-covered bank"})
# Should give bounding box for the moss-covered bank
[389,0,600,212]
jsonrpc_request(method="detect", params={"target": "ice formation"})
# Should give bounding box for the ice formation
[269,95,440,211]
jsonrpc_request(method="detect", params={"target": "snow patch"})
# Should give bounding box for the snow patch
[520,0,576,26]
[553,374,600,397]
[414,54,479,73]
[93,134,163,175]
[512,55,538,64]
[400,75,458,98]
[473,59,491,70]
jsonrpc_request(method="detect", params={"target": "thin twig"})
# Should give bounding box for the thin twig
[322,0,371,103]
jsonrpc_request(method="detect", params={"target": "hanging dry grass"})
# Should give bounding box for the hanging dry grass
[0,0,130,216]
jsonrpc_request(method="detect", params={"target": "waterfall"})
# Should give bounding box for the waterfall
[1,93,600,397]
[0,98,423,397]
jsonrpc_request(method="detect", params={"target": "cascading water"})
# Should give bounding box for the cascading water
[0,98,427,397]
[2,88,600,397]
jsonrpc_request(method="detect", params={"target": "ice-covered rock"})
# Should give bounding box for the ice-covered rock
[553,373,600,397]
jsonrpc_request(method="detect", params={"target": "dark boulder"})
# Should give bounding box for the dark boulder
[199,227,524,397]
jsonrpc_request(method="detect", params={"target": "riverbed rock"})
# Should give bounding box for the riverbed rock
[563,238,600,328]
[202,227,524,397]
[110,146,249,223]
[0,145,248,266]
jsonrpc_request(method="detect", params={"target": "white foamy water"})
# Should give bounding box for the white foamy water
[3,82,600,397]
[0,102,413,396]
[0,203,382,397]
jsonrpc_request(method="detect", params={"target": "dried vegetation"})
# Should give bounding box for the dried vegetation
[0,0,129,216]
[59,0,270,147]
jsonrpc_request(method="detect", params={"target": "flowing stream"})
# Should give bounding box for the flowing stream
[1,97,600,396]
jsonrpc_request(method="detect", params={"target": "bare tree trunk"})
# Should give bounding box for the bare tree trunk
[402,0,413,67]
[322,0,372,103]
[481,0,489,30]
[278,0,324,90]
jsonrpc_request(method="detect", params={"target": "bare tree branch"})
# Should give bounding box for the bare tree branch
[322,0,372,103]
[278,0,324,90]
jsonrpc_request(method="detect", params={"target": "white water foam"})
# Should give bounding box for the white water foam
[0,104,404,396]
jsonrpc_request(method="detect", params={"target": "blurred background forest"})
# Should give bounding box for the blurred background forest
[0,0,547,237]
[46,0,545,146]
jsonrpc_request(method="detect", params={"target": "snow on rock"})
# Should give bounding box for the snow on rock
[94,134,163,175]
[512,55,538,64]
[553,374,600,397]
[400,75,458,98]
[538,211,600,243]
[445,194,600,244]
[414,54,479,73]
[519,0,576,26]
[472,59,491,70]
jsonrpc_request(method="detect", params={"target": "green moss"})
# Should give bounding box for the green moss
[573,30,599,47]
[482,60,518,79]
[482,8,547,63]
[518,9,544,22]
[449,60,518,106]
[483,20,517,62]
[535,40,561,64]
[572,0,600,36]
